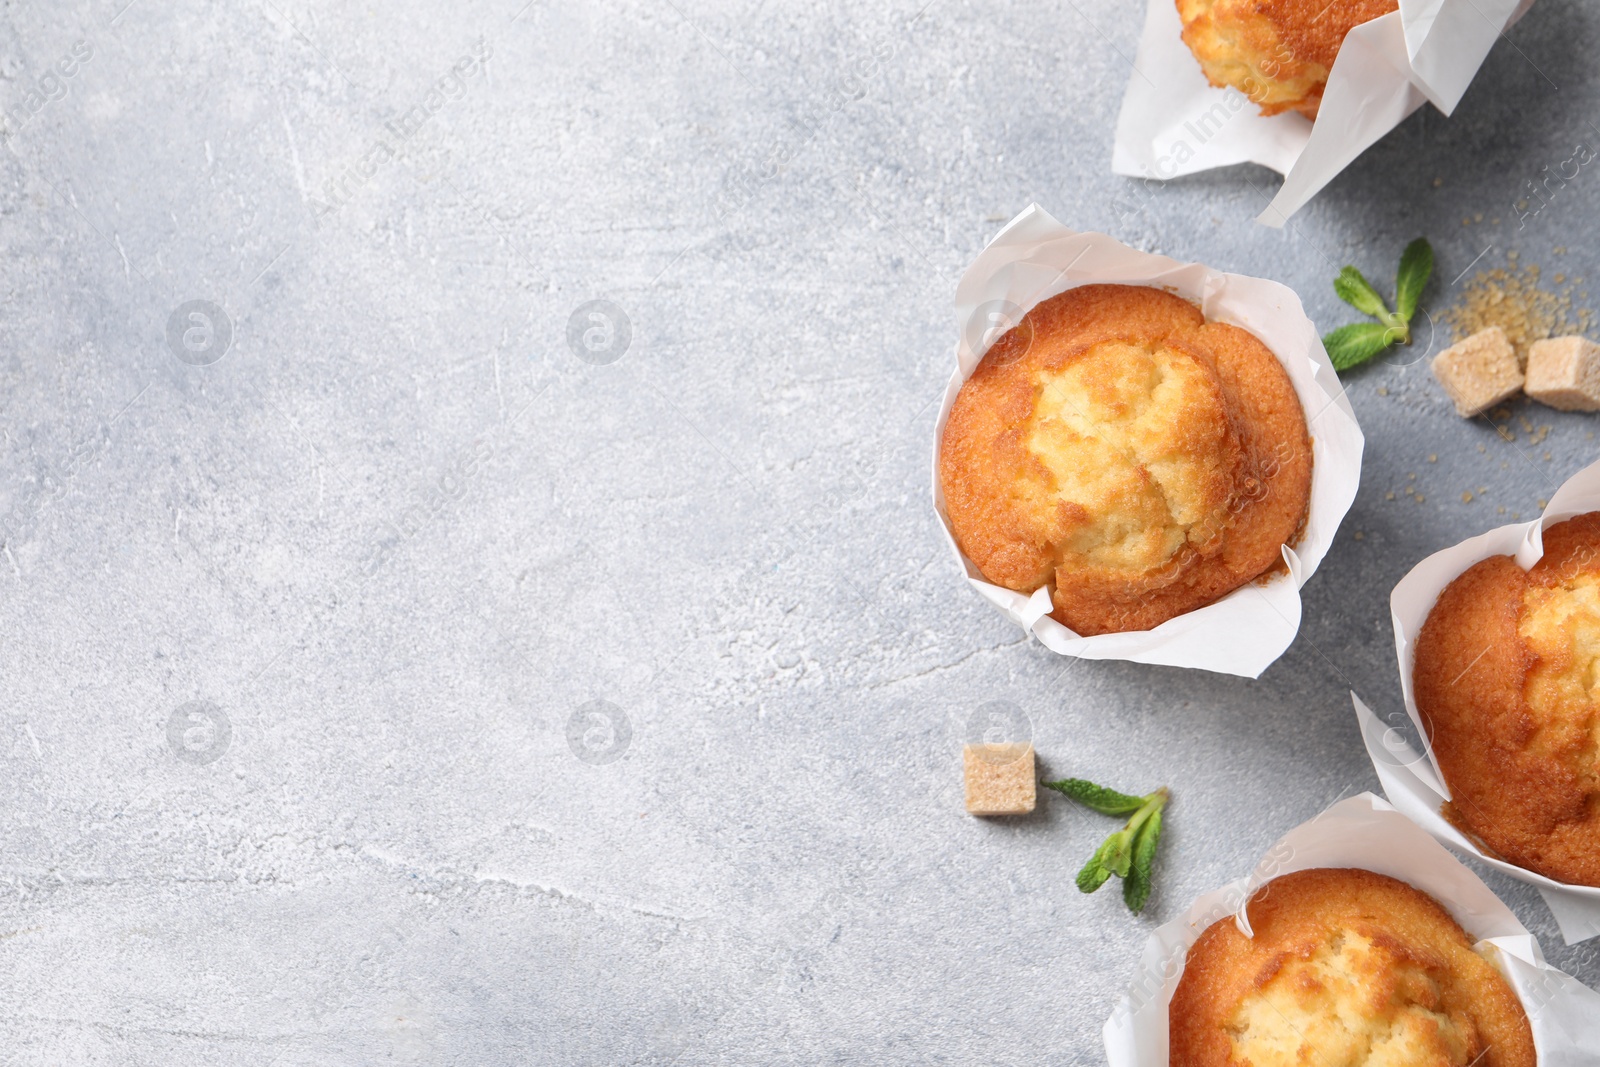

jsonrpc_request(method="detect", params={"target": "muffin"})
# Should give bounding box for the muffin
[1176,0,1399,119]
[1171,868,1535,1067]
[1412,512,1600,886]
[938,284,1311,637]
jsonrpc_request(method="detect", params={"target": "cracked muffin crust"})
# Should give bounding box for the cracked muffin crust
[1170,868,1535,1067]
[938,284,1311,636]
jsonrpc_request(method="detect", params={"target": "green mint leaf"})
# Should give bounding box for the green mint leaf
[1323,322,1395,371]
[1075,847,1113,894]
[1104,828,1135,878]
[1076,830,1129,892]
[1121,856,1150,913]
[1333,266,1390,320]
[1123,808,1163,914]
[1394,237,1434,323]
[1042,777,1146,816]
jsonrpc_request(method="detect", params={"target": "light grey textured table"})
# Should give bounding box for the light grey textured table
[2,1,1598,1063]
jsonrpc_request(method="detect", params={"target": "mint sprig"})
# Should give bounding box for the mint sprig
[1322,237,1433,372]
[1043,778,1169,914]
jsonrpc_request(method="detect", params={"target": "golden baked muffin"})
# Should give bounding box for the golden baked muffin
[1170,868,1535,1067]
[1413,512,1600,886]
[1176,0,1399,118]
[938,284,1311,636]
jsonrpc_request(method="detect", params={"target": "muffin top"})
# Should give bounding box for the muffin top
[938,284,1311,636]
[1170,868,1535,1067]
[1413,512,1600,886]
[1176,0,1398,118]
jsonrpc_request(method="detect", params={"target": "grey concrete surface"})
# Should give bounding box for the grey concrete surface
[1,0,1598,1063]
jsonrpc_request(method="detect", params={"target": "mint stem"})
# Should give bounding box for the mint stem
[1127,788,1168,837]
[1382,311,1411,345]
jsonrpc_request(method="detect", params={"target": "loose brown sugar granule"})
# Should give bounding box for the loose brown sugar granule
[1462,491,1473,503]
[1439,255,1594,368]
[1428,453,1438,463]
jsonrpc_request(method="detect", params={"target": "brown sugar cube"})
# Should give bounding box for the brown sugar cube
[1525,335,1600,411]
[963,743,1036,815]
[1431,326,1523,418]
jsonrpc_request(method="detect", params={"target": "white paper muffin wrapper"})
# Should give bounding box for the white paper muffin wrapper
[1103,793,1600,1067]
[1355,456,1600,944]
[1113,0,1540,225]
[931,205,1364,678]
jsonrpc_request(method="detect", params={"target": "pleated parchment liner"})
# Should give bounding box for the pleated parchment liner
[1114,0,1541,224]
